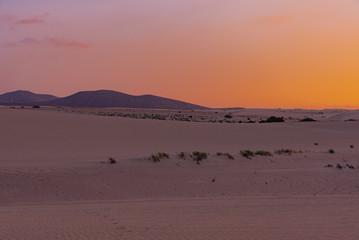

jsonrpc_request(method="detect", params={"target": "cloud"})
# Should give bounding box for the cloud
[15,13,50,25]
[253,15,292,24]
[4,37,88,48]
[0,13,50,25]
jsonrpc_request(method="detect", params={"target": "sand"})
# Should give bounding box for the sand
[0,106,358,239]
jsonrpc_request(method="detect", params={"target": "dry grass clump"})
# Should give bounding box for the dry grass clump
[178,152,187,159]
[150,152,169,162]
[240,150,254,159]
[328,149,335,154]
[274,149,293,156]
[255,150,273,157]
[192,151,208,164]
[217,152,234,159]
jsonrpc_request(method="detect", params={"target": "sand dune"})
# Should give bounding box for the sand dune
[0,106,358,239]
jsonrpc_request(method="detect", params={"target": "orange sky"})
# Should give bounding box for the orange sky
[1,0,358,109]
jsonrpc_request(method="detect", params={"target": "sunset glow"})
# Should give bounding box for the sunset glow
[1,0,359,109]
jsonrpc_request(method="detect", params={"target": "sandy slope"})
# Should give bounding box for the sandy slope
[0,106,358,239]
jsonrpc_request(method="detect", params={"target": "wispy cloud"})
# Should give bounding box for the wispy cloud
[253,15,292,24]
[15,13,50,25]
[4,37,88,48]
[0,13,50,25]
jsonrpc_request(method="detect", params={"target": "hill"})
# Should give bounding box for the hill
[0,90,58,105]
[37,90,208,110]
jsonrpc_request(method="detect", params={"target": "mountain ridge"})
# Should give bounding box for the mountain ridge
[0,90,209,110]
[0,90,58,104]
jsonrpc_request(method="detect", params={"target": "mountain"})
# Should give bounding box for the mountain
[0,90,58,105]
[36,90,209,110]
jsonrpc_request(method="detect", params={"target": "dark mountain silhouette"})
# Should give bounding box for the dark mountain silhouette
[35,90,209,110]
[0,90,58,104]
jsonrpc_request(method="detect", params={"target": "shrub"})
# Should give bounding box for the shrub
[325,164,334,168]
[108,157,117,164]
[328,149,335,154]
[314,143,319,146]
[224,153,234,159]
[150,152,169,162]
[178,152,186,159]
[33,105,40,108]
[216,152,223,156]
[240,150,254,159]
[350,145,354,149]
[224,114,233,119]
[346,164,354,169]
[299,118,316,122]
[274,149,293,156]
[255,150,273,156]
[265,116,284,123]
[336,164,342,169]
[192,151,208,164]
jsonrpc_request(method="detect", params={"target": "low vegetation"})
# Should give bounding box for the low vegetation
[346,164,355,169]
[192,151,208,164]
[108,157,117,164]
[224,153,234,159]
[217,152,235,159]
[150,152,169,162]
[328,149,335,154]
[274,149,293,156]
[299,118,316,122]
[255,150,273,156]
[350,145,354,149]
[240,150,254,159]
[178,152,186,159]
[260,116,284,123]
[314,143,319,146]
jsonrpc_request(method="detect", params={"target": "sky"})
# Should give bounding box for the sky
[1,0,359,109]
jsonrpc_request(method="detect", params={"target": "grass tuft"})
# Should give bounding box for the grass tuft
[192,151,208,164]
[150,152,169,162]
[108,157,117,164]
[255,150,273,157]
[274,149,293,156]
[240,150,254,159]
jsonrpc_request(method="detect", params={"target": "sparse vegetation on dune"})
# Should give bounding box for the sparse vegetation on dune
[100,157,117,164]
[274,149,293,156]
[224,153,234,159]
[259,116,284,123]
[178,152,187,159]
[255,150,273,157]
[192,151,208,164]
[346,164,355,169]
[240,150,254,159]
[299,118,316,122]
[216,152,234,159]
[150,152,169,162]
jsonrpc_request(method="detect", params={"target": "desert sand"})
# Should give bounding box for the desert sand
[0,106,359,239]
